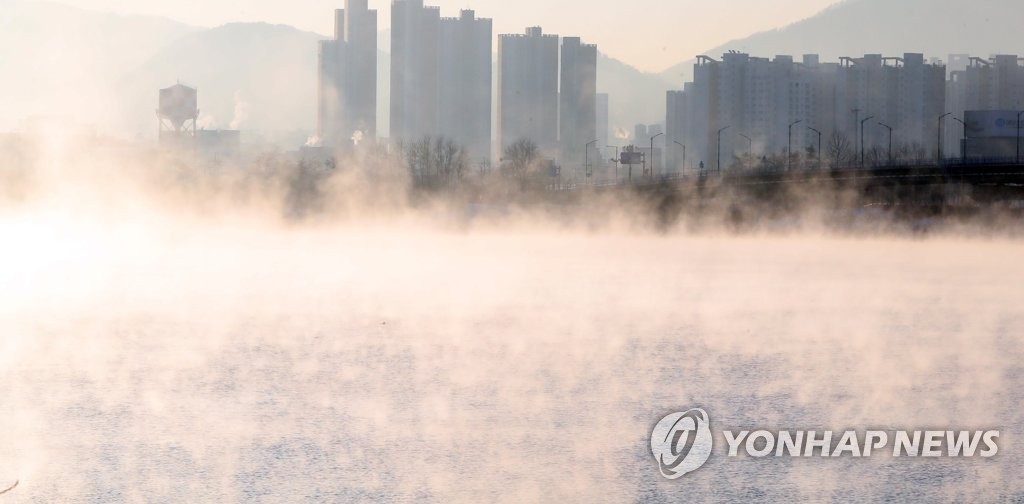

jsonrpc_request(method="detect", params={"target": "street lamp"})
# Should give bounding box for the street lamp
[808,127,822,169]
[650,132,664,178]
[738,134,752,156]
[852,108,861,161]
[938,112,952,163]
[585,139,599,179]
[788,120,803,171]
[717,126,731,175]
[877,122,893,165]
[860,115,875,167]
[607,145,619,179]
[672,140,686,174]
[952,117,967,164]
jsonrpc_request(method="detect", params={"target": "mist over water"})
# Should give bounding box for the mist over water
[0,138,1022,502]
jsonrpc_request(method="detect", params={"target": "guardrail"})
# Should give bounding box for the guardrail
[548,159,1024,192]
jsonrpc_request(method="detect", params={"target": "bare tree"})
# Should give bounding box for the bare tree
[908,142,927,164]
[805,145,818,168]
[827,132,852,168]
[404,136,468,190]
[432,137,467,185]
[501,138,541,181]
[404,136,431,185]
[867,145,886,166]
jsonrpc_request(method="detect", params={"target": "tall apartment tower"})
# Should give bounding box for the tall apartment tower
[691,56,720,168]
[498,27,560,155]
[959,55,1024,110]
[438,10,493,163]
[947,54,1023,154]
[559,37,598,167]
[390,0,441,144]
[895,53,946,154]
[666,86,690,172]
[837,53,944,153]
[318,0,377,147]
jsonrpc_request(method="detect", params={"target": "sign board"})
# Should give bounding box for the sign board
[620,151,644,165]
[964,110,1023,138]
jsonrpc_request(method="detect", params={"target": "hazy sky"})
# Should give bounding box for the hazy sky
[30,0,840,72]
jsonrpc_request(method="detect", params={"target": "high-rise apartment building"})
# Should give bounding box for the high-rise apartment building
[677,52,944,170]
[945,54,1024,155]
[666,86,690,172]
[390,2,493,161]
[391,0,441,144]
[498,27,559,156]
[559,37,597,167]
[318,0,378,148]
[438,10,492,163]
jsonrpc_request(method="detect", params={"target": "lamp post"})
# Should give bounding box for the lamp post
[717,126,731,175]
[877,122,893,165]
[672,140,686,174]
[938,112,952,164]
[952,117,967,164]
[852,108,861,161]
[738,134,752,156]
[607,145,619,179]
[860,115,875,167]
[808,127,822,169]
[650,132,664,178]
[788,120,803,171]
[585,139,598,179]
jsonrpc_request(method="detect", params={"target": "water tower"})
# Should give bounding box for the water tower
[157,83,199,145]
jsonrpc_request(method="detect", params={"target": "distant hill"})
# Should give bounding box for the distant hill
[120,24,673,143]
[0,1,673,144]
[0,0,198,132]
[117,22,326,146]
[598,55,675,136]
[660,0,1024,84]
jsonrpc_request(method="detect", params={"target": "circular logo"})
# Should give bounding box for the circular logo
[651,408,713,479]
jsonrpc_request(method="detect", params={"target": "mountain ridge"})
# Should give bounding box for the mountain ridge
[660,0,1024,84]
[1,2,672,143]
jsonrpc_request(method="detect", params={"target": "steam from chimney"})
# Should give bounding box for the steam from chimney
[229,90,249,130]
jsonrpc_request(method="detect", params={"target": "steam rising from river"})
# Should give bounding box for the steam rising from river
[0,133,1021,501]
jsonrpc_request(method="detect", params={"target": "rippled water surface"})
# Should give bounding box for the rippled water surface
[1,214,1021,502]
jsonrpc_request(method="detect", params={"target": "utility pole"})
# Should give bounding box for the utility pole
[788,120,803,171]
[952,117,967,164]
[672,140,686,174]
[717,126,731,175]
[738,134,752,156]
[878,122,893,165]
[585,139,598,179]
[642,142,646,177]
[607,145,619,179]
[852,108,861,165]
[650,132,664,178]
[938,112,952,164]
[808,127,822,169]
[860,116,875,167]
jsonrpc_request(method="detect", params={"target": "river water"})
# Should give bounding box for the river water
[0,211,1021,502]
